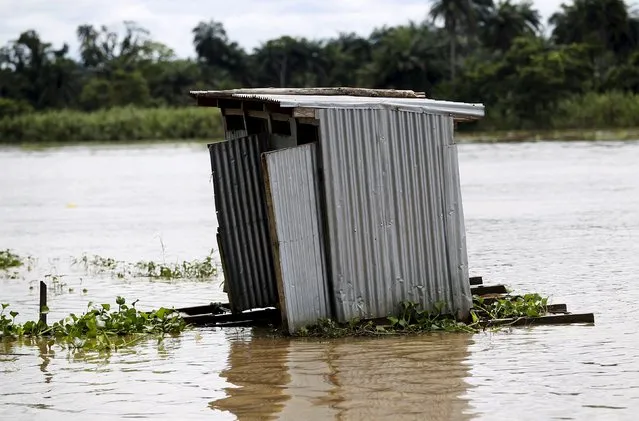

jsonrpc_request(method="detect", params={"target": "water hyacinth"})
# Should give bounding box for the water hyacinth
[295,294,551,338]
[72,251,219,281]
[0,249,23,270]
[0,297,188,352]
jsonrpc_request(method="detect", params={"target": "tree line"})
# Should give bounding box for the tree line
[2,0,639,131]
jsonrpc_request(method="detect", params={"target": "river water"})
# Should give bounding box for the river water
[1,140,637,420]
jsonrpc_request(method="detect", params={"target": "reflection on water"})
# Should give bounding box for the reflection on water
[212,334,293,419]
[1,141,639,420]
[213,333,473,421]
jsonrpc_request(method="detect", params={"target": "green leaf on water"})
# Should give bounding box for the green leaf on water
[9,311,18,318]
[40,305,49,314]
[101,303,111,311]
[470,310,479,324]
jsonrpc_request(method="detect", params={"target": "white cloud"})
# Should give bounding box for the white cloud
[0,0,565,58]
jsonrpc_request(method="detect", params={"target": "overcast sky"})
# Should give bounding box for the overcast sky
[1,0,561,58]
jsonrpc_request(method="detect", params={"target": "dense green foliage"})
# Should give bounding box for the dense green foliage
[0,297,187,352]
[0,106,222,143]
[295,294,550,337]
[2,0,639,141]
[0,250,22,270]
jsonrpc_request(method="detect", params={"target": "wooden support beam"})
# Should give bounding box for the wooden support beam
[293,107,317,118]
[176,303,230,316]
[223,108,244,116]
[271,113,292,122]
[296,117,319,126]
[182,308,280,326]
[39,281,47,325]
[196,96,219,107]
[484,313,594,328]
[471,285,508,295]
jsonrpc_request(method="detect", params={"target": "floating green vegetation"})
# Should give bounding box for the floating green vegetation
[0,249,22,270]
[0,297,187,352]
[72,251,218,281]
[294,294,550,338]
[472,293,548,320]
[134,254,217,280]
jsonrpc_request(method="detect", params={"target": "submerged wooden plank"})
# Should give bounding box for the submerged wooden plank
[471,285,508,295]
[485,313,594,328]
[182,308,280,326]
[176,303,230,316]
[469,276,483,286]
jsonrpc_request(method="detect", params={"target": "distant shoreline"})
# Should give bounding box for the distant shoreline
[456,128,639,143]
[2,129,639,148]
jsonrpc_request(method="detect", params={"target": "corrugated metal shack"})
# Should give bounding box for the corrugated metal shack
[190,87,485,333]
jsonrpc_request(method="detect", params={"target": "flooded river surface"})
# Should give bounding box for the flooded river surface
[1,141,638,420]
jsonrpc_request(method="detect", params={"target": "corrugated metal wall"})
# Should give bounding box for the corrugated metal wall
[209,134,278,312]
[318,108,472,322]
[225,129,248,140]
[263,143,331,333]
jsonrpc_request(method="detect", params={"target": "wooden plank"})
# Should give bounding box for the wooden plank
[474,293,508,303]
[471,285,508,295]
[223,108,244,116]
[469,276,483,286]
[182,308,280,326]
[485,313,594,328]
[176,303,230,316]
[243,110,291,122]
[546,304,568,314]
[246,110,269,119]
[199,87,423,98]
[293,107,317,118]
[296,117,319,126]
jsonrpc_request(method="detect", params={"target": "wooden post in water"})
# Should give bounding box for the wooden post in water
[39,281,47,325]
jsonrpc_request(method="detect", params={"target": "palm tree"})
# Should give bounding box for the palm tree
[550,0,632,54]
[192,20,247,86]
[362,23,447,93]
[429,0,494,81]
[192,20,229,64]
[481,0,541,51]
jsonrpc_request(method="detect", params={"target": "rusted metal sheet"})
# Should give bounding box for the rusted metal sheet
[208,134,278,312]
[262,143,331,333]
[317,108,472,322]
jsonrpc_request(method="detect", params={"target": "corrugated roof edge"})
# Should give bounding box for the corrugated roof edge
[189,87,426,98]
[190,89,485,119]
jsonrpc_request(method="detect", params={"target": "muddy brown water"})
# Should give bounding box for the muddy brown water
[1,141,638,421]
